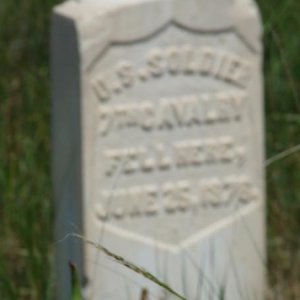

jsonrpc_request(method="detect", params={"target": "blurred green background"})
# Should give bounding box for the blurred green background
[0,0,299,299]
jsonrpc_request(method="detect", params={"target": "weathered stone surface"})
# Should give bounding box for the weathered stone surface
[52,0,265,299]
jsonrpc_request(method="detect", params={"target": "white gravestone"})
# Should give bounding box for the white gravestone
[52,0,265,299]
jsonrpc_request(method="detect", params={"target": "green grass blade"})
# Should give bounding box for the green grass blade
[69,262,84,300]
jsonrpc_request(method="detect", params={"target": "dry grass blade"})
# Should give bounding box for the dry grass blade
[70,234,186,300]
[265,144,300,167]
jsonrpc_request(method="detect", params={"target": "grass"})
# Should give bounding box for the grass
[0,0,300,299]
[259,1,300,298]
[0,1,60,299]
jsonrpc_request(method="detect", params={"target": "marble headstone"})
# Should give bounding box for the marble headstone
[51,0,265,299]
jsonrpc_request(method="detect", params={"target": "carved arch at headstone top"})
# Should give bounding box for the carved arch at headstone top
[55,0,262,71]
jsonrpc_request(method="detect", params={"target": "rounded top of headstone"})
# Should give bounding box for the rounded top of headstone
[55,0,262,70]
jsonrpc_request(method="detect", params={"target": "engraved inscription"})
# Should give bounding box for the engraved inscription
[104,136,245,177]
[91,45,251,101]
[95,176,259,221]
[92,32,259,227]
[98,91,246,136]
